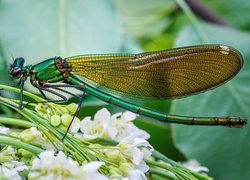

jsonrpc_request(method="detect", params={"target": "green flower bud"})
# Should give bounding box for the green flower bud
[119,162,134,176]
[0,156,11,162]
[59,125,67,133]
[60,107,69,114]
[107,151,120,162]
[21,157,31,165]
[21,149,33,158]
[50,114,61,127]
[61,114,72,126]
[20,129,36,143]
[9,132,19,138]
[109,166,122,176]
[65,103,77,115]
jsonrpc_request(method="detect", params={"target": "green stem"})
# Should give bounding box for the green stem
[175,0,209,43]
[147,159,210,180]
[152,151,211,179]
[0,117,34,128]
[0,84,43,102]
[0,135,43,155]
[150,167,177,179]
[153,150,183,168]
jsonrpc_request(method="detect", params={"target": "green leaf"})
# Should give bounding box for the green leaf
[0,43,8,84]
[0,0,124,102]
[172,23,250,180]
[0,0,123,65]
[116,0,175,39]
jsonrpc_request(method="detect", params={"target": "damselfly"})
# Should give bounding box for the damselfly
[8,44,247,137]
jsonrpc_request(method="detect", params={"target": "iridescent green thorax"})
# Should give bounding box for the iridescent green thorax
[30,57,72,84]
[22,65,33,76]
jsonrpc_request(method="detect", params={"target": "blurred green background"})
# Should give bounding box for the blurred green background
[0,0,249,179]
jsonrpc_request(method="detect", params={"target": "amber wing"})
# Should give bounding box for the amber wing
[65,44,243,99]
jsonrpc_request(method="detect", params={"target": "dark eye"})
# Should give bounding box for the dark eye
[11,67,22,79]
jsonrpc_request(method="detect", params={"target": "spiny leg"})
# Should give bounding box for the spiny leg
[18,78,25,109]
[29,82,81,104]
[50,87,81,100]
[43,84,85,92]
[38,88,48,100]
[41,83,82,100]
[62,86,86,140]
[33,82,86,139]
[29,81,68,104]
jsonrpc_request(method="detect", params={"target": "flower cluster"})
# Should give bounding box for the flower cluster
[80,108,153,179]
[35,103,80,134]
[33,107,153,179]
[29,151,107,180]
[0,104,210,179]
[89,136,153,179]
[0,108,154,179]
[0,127,28,180]
[80,108,149,142]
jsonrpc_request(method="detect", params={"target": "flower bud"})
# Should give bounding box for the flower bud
[119,162,134,176]
[61,114,72,127]
[106,150,120,162]
[21,149,33,158]
[50,115,61,127]
[65,103,77,115]
[20,129,36,143]
[60,107,69,114]
[109,166,122,176]
[59,125,67,133]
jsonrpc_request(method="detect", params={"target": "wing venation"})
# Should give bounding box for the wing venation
[66,45,243,99]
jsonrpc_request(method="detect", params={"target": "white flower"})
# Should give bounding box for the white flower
[0,160,28,180]
[0,146,14,156]
[127,169,147,180]
[80,108,150,142]
[78,162,108,180]
[119,137,153,172]
[0,145,28,180]
[20,127,56,150]
[0,166,22,180]
[69,117,81,134]
[109,111,149,142]
[80,109,111,140]
[182,160,209,173]
[118,162,147,180]
[29,151,107,180]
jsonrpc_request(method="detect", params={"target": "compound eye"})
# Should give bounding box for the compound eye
[11,67,22,79]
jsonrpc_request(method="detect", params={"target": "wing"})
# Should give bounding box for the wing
[65,44,243,99]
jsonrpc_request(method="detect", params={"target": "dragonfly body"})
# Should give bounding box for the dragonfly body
[9,45,247,135]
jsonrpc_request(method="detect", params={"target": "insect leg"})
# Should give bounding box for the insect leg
[36,83,81,101]
[62,86,86,140]
[31,81,86,139]
[18,78,25,109]
[36,88,48,100]
[29,81,68,104]
[42,84,82,99]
